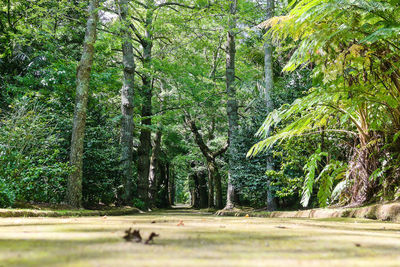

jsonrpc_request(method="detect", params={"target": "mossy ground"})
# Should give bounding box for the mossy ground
[0,209,399,266]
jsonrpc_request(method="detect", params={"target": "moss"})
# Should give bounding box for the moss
[216,202,400,222]
[0,209,400,266]
[0,208,140,218]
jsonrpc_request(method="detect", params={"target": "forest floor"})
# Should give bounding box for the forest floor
[0,208,399,267]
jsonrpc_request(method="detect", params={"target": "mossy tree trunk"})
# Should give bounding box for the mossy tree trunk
[137,0,154,208]
[68,0,99,208]
[119,0,135,204]
[190,162,209,209]
[149,130,162,207]
[209,160,223,209]
[189,167,200,208]
[157,161,170,208]
[225,0,239,210]
[263,0,277,211]
[198,169,209,208]
[167,163,175,206]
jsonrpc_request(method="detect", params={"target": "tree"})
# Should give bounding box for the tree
[249,0,400,207]
[262,0,276,211]
[118,0,136,204]
[185,114,228,209]
[225,0,239,210]
[68,0,99,208]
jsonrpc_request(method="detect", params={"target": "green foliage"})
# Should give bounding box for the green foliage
[4,0,398,210]
[0,178,15,208]
[301,149,327,207]
[132,198,147,211]
[0,97,71,206]
[250,0,400,206]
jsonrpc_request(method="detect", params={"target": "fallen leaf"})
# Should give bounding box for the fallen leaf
[145,232,159,245]
[123,228,142,243]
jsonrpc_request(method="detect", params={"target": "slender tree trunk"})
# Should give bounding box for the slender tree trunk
[149,80,166,206]
[263,0,277,211]
[198,169,209,208]
[158,161,169,208]
[119,0,135,204]
[167,163,175,205]
[225,0,239,210]
[137,90,151,207]
[207,161,215,208]
[189,171,200,208]
[149,130,162,206]
[207,160,223,209]
[137,1,154,208]
[213,161,223,209]
[67,0,99,208]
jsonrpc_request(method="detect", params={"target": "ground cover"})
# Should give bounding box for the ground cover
[0,209,399,266]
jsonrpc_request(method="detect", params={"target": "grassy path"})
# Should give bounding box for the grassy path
[0,208,399,266]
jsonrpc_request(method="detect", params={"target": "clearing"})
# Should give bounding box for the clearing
[0,208,399,267]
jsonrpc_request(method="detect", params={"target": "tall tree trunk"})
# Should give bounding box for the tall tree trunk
[263,0,277,211]
[137,2,154,208]
[206,160,223,209]
[207,163,215,208]
[225,0,239,210]
[189,171,200,208]
[158,161,169,208]
[137,81,152,207]
[211,161,223,209]
[149,130,162,206]
[67,0,99,208]
[119,0,135,204]
[167,163,175,205]
[198,169,209,208]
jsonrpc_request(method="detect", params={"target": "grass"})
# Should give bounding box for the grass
[0,209,399,266]
[0,207,140,218]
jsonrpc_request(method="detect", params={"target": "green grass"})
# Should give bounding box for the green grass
[0,209,399,266]
[0,207,140,218]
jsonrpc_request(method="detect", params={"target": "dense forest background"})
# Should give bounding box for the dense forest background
[1,0,399,211]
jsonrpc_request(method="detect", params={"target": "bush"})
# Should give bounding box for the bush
[0,178,15,208]
[0,97,71,206]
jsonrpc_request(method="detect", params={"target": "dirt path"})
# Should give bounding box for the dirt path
[0,209,399,266]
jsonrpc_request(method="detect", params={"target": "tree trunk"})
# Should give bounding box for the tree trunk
[207,162,215,208]
[158,161,169,208]
[119,0,135,204]
[137,2,154,208]
[167,163,175,205]
[263,0,277,211]
[208,160,223,209]
[67,0,99,208]
[213,162,223,209]
[225,0,239,210]
[189,171,200,208]
[198,169,209,208]
[189,161,201,208]
[149,130,162,206]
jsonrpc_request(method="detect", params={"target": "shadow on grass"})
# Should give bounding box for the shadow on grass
[0,237,124,266]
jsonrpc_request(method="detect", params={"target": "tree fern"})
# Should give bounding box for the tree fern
[301,149,327,207]
[250,0,400,206]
